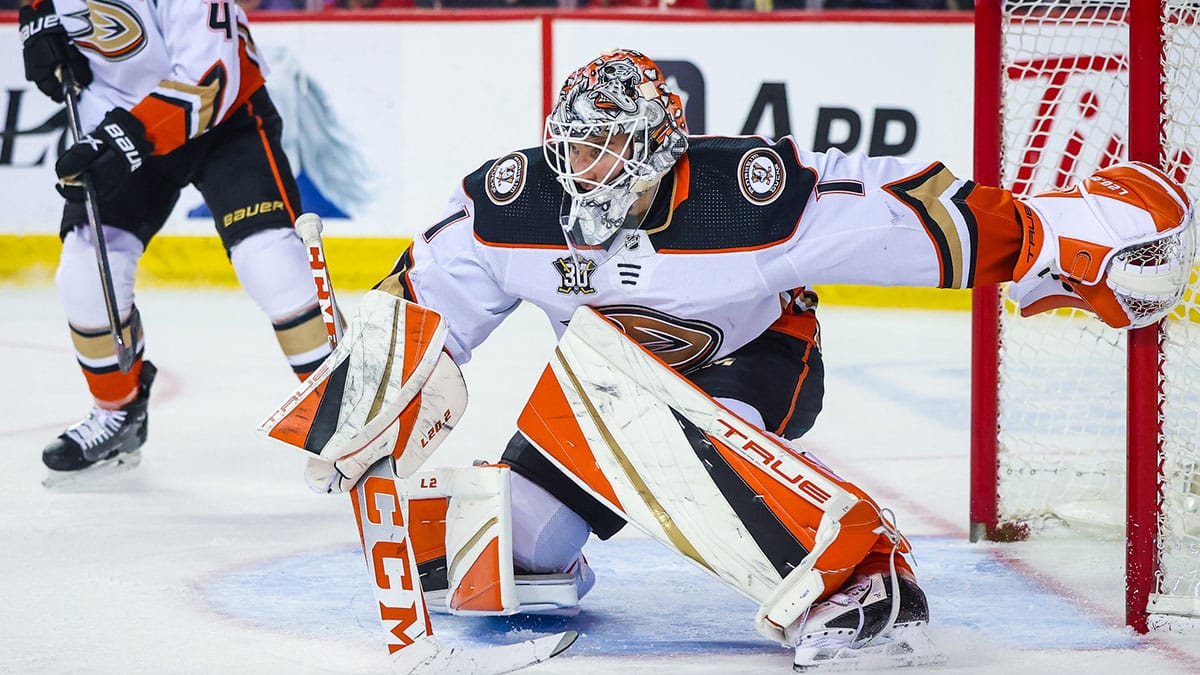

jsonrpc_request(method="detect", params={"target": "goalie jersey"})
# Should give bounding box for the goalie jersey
[383,135,1024,369]
[52,0,266,156]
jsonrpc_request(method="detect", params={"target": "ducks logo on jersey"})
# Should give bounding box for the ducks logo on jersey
[66,0,147,61]
[598,305,722,373]
[738,147,785,205]
[486,153,527,205]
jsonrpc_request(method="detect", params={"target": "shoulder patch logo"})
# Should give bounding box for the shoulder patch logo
[486,153,527,205]
[738,148,786,206]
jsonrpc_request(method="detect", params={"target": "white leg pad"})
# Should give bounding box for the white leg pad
[445,464,520,615]
[755,512,845,645]
[407,465,519,615]
[406,465,587,616]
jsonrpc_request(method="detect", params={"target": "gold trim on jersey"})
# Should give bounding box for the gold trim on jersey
[884,163,966,289]
[159,79,222,138]
[643,157,688,236]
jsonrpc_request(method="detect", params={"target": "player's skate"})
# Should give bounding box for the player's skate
[42,362,157,487]
[787,569,941,671]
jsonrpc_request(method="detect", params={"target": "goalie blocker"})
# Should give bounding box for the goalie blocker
[258,290,468,491]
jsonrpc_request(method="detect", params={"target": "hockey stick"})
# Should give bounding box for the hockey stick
[292,213,577,674]
[59,67,138,374]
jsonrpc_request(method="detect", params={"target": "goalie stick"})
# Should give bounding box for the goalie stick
[292,213,577,674]
[60,67,138,373]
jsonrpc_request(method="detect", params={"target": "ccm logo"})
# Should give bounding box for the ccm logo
[360,477,425,651]
[714,418,832,505]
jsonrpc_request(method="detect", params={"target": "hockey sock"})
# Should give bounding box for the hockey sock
[77,344,143,408]
[271,304,333,379]
[230,228,332,377]
[510,472,591,576]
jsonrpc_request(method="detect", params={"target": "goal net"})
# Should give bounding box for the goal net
[971,0,1200,631]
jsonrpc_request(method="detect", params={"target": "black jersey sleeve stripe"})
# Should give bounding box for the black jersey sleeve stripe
[883,163,964,288]
[950,181,982,288]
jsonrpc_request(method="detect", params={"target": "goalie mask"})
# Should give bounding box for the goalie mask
[543,49,689,260]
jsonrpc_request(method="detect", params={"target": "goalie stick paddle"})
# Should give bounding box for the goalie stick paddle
[60,67,138,374]
[294,213,577,674]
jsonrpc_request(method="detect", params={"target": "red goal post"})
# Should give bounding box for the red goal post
[971,0,1200,633]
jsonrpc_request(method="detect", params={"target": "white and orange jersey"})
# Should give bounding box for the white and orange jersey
[380,135,1027,369]
[54,0,265,155]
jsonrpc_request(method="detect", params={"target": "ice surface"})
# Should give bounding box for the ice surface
[2,287,1198,674]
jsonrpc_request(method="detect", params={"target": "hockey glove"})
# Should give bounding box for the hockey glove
[19,0,92,103]
[55,108,152,202]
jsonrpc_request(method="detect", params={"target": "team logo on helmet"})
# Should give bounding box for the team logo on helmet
[485,153,527,205]
[738,148,785,205]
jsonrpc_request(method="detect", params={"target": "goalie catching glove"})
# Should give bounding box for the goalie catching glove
[257,290,468,493]
[1010,161,1195,329]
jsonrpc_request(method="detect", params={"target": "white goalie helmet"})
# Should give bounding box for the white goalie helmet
[543,49,689,253]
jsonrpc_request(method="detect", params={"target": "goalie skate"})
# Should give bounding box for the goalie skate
[792,626,940,672]
[788,571,942,672]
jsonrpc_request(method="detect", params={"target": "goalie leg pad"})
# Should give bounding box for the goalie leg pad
[406,465,591,616]
[519,306,913,641]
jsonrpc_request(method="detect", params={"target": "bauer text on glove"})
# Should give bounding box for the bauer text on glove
[19,0,92,103]
[55,108,152,201]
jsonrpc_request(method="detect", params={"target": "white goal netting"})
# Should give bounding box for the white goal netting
[992,0,1200,618]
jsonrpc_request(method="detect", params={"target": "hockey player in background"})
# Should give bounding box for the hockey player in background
[271,49,1192,669]
[18,0,333,485]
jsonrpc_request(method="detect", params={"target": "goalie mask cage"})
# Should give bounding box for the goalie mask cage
[971,0,1200,633]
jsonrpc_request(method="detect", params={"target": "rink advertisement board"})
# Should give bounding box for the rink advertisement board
[0,11,972,295]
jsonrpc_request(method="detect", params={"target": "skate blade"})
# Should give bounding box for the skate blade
[43,450,143,489]
[794,628,944,672]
